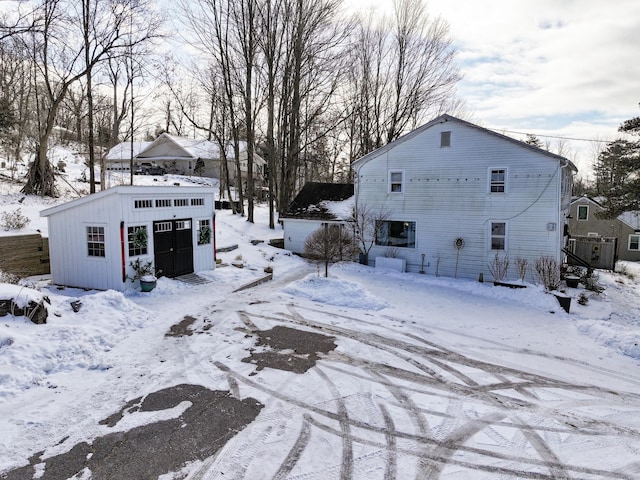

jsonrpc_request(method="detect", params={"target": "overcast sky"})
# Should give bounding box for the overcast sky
[352,0,640,176]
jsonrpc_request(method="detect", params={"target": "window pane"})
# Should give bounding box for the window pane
[578,206,588,220]
[491,223,505,236]
[87,226,105,257]
[630,235,640,250]
[375,221,415,248]
[390,172,402,182]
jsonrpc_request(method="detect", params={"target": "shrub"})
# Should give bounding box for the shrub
[577,292,589,305]
[304,223,356,277]
[535,256,561,291]
[581,271,605,295]
[514,256,528,282]
[0,208,30,231]
[488,253,509,282]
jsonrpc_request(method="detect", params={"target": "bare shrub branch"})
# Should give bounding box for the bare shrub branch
[535,256,561,291]
[488,253,509,282]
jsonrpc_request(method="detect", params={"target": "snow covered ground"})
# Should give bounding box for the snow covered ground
[1,148,640,479]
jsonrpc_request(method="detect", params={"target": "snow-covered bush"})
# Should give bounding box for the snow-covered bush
[0,208,30,231]
[488,253,509,282]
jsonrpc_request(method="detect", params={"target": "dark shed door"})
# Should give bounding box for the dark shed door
[153,219,194,278]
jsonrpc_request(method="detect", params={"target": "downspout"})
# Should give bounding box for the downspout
[120,221,126,283]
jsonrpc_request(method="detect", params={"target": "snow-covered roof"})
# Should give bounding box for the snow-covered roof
[104,141,152,161]
[280,183,354,220]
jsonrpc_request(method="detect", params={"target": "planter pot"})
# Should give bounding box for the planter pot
[554,294,571,313]
[358,253,369,265]
[140,279,157,292]
[565,276,580,288]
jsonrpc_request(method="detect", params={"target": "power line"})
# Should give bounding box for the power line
[492,128,617,144]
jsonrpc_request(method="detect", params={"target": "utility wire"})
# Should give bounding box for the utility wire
[492,129,617,144]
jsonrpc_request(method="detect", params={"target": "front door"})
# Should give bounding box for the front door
[153,219,194,278]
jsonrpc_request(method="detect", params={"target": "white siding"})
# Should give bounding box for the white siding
[283,219,347,255]
[354,119,569,282]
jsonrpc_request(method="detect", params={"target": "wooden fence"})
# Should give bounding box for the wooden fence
[0,234,50,277]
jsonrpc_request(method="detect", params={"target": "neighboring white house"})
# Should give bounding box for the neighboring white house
[351,114,577,281]
[104,134,266,184]
[40,186,216,291]
[280,182,354,255]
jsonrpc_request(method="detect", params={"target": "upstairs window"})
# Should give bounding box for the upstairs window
[490,169,506,193]
[155,199,171,208]
[490,222,506,250]
[440,131,451,147]
[577,205,588,221]
[389,171,404,193]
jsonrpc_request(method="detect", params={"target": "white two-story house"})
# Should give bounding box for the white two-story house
[351,114,577,282]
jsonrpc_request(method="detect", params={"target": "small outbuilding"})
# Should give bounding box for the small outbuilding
[280,182,354,254]
[40,186,216,291]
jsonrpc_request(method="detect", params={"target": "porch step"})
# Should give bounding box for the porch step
[175,273,211,285]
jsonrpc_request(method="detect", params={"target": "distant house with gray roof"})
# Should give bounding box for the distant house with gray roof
[569,196,640,262]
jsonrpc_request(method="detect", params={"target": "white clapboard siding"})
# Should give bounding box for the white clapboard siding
[353,115,575,281]
[283,219,347,255]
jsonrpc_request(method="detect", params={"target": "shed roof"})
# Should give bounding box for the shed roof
[40,185,215,217]
[280,182,354,220]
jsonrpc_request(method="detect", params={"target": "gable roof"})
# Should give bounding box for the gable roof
[280,182,354,220]
[104,141,152,161]
[571,195,640,231]
[351,114,578,172]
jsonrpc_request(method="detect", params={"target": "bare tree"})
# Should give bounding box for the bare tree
[348,203,390,264]
[304,223,355,277]
[345,0,460,159]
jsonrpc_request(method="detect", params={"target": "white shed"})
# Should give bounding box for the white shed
[40,186,216,291]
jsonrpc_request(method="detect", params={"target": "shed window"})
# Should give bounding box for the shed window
[389,171,404,193]
[198,219,211,245]
[577,205,588,220]
[440,131,451,147]
[629,235,640,251]
[375,220,416,248]
[191,198,205,206]
[491,222,506,250]
[155,199,171,208]
[128,225,148,257]
[86,226,105,257]
[134,199,153,209]
[490,169,506,193]
[155,222,172,233]
[176,220,191,230]
[174,198,189,207]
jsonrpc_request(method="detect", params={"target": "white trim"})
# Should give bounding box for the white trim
[488,167,507,194]
[577,205,589,221]
[388,170,405,194]
[490,221,507,251]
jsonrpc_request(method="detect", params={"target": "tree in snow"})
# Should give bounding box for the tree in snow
[304,223,356,277]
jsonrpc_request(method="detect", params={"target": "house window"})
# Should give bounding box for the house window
[174,198,189,207]
[191,198,205,206]
[128,225,148,257]
[389,171,404,193]
[155,199,171,208]
[440,131,451,147]
[197,219,211,245]
[577,205,588,221]
[629,235,640,251]
[134,199,153,209]
[490,169,506,193]
[375,220,416,248]
[491,222,506,250]
[86,226,105,257]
